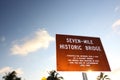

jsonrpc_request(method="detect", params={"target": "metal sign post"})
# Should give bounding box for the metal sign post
[82,72,88,80]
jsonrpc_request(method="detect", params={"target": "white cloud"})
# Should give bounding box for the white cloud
[0,67,23,75]
[15,68,23,75]
[11,29,55,56]
[112,19,120,35]
[111,67,120,74]
[0,67,11,74]
[108,67,120,80]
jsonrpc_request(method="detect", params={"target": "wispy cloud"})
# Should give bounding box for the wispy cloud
[11,29,55,56]
[15,68,23,75]
[112,19,120,35]
[0,36,5,42]
[115,6,120,12]
[0,67,11,74]
[0,67,23,75]
[108,67,120,80]
[111,67,120,74]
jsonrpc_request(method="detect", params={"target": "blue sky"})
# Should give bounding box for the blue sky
[0,0,120,80]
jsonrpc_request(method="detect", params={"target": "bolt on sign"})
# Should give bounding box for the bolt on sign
[56,34,111,71]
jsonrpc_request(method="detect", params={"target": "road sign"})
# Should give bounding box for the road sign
[56,34,111,71]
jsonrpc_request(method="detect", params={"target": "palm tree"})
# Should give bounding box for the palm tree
[2,71,21,80]
[97,72,110,80]
[47,70,64,80]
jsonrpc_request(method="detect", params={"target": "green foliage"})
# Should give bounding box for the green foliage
[47,70,64,80]
[97,72,110,80]
[2,71,21,80]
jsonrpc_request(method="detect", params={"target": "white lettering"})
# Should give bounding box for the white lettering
[83,40,93,44]
[66,38,81,43]
[66,38,94,44]
[59,44,82,50]
[85,46,101,51]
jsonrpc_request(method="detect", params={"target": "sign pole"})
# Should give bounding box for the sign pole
[82,72,88,80]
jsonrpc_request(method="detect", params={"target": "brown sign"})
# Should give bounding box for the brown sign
[56,34,111,71]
